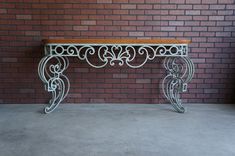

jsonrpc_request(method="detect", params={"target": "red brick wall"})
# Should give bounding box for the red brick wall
[0,0,235,104]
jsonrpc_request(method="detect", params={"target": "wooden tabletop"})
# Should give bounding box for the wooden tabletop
[42,39,191,44]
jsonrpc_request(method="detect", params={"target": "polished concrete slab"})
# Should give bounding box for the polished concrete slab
[0,104,235,156]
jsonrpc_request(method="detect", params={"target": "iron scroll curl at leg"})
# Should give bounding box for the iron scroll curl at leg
[38,56,70,114]
[162,57,195,113]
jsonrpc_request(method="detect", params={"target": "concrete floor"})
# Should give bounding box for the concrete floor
[0,104,235,156]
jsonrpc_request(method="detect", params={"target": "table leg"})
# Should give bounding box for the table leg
[38,56,70,113]
[162,57,195,113]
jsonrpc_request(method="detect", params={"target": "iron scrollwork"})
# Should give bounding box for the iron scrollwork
[38,43,194,113]
[47,44,187,68]
[162,57,194,112]
[38,55,70,113]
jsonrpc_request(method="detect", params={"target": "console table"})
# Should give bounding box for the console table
[38,39,195,114]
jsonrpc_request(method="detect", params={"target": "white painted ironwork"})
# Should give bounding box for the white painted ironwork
[45,44,187,68]
[38,43,194,113]
[162,57,194,113]
[38,56,70,113]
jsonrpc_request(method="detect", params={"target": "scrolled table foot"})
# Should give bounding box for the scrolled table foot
[162,57,194,113]
[38,56,70,114]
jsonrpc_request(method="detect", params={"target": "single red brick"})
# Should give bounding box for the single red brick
[170,31,185,36]
[178,5,193,10]
[73,15,88,20]
[218,0,234,3]
[113,10,128,15]
[81,9,96,15]
[113,21,128,25]
[97,0,112,3]
[185,32,200,37]
[121,4,136,9]
[73,26,88,31]
[1,58,18,62]
[0,3,15,8]
[193,27,207,31]
[113,74,128,78]
[97,20,112,25]
[216,32,231,37]
[145,21,161,26]
[178,15,193,21]
[169,21,184,26]
[169,10,184,15]
[81,20,96,25]
[161,4,177,9]
[19,89,35,94]
[193,16,209,21]
[226,4,235,9]
[137,26,153,31]
[113,31,129,36]
[161,26,176,31]
[138,15,153,20]
[202,0,218,4]
[210,5,226,9]
[218,10,233,15]
[16,14,32,20]
[89,26,105,31]
[105,15,121,20]
[193,4,209,9]
[120,79,136,84]
[129,0,145,3]
[90,98,105,103]
[105,89,120,93]
[215,43,230,47]
[201,10,217,15]
[209,16,225,21]
[138,4,153,9]
[204,89,219,94]
[136,79,151,84]
[169,0,185,4]
[32,4,47,9]
[186,10,200,15]
[121,15,137,20]
[130,10,145,15]
[97,31,112,36]
[105,26,120,31]
[97,9,112,14]
[129,21,144,26]
[161,15,176,20]
[112,0,128,3]
[25,31,40,36]
[105,4,121,9]
[88,4,104,9]
[129,32,144,36]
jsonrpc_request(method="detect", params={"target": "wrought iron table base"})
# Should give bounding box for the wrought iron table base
[38,39,195,114]
[162,57,194,113]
